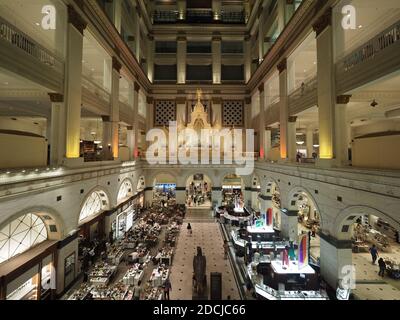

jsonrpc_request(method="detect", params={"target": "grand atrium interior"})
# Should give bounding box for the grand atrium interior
[0,0,400,302]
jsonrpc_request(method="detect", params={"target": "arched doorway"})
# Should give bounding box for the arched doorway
[222,174,245,210]
[153,173,177,207]
[186,173,212,208]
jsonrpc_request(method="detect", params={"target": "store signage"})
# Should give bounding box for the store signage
[41,5,56,30]
[341,5,356,30]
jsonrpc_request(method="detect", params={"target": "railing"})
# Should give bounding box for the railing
[288,76,317,102]
[221,10,247,24]
[340,20,400,73]
[153,10,179,23]
[0,16,64,73]
[81,76,111,104]
[186,9,213,23]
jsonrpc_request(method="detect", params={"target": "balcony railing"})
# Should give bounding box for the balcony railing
[153,10,179,23]
[0,16,63,74]
[153,9,246,24]
[220,10,246,24]
[288,76,317,101]
[340,20,400,73]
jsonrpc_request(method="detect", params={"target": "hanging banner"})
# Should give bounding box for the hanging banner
[298,233,309,269]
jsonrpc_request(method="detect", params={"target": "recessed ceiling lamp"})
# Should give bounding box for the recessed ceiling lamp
[313,144,320,148]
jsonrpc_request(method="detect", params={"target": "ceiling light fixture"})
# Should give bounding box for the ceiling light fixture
[371,99,378,107]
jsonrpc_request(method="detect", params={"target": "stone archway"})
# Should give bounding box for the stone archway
[185,173,213,209]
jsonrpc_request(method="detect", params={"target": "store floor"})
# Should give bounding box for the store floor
[352,248,400,300]
[169,209,240,300]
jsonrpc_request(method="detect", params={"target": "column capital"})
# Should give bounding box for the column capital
[134,82,141,92]
[48,93,64,103]
[277,58,287,73]
[245,97,252,104]
[101,115,110,122]
[288,116,297,122]
[112,57,122,72]
[244,34,251,41]
[147,34,154,41]
[312,8,332,37]
[319,232,352,249]
[177,35,187,42]
[67,5,87,35]
[258,83,264,93]
[147,96,154,104]
[127,126,133,131]
[336,95,352,104]
[212,35,222,42]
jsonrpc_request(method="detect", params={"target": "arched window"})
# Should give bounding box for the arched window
[117,179,133,203]
[79,191,108,223]
[0,214,48,264]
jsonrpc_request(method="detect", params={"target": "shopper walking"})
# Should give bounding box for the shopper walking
[187,223,192,236]
[133,281,142,300]
[163,279,172,300]
[369,244,379,264]
[378,258,386,277]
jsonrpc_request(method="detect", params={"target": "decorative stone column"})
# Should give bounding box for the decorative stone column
[313,9,335,164]
[177,35,187,84]
[212,0,222,20]
[64,6,86,160]
[134,82,141,158]
[244,35,252,83]
[110,57,121,159]
[102,115,113,160]
[335,95,352,166]
[306,127,314,158]
[212,34,222,84]
[48,93,65,165]
[177,0,186,21]
[126,126,134,160]
[258,83,266,160]
[319,233,353,290]
[287,116,297,162]
[265,127,272,161]
[133,5,141,62]
[147,35,154,82]
[211,97,222,129]
[278,59,288,160]
[258,5,266,61]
